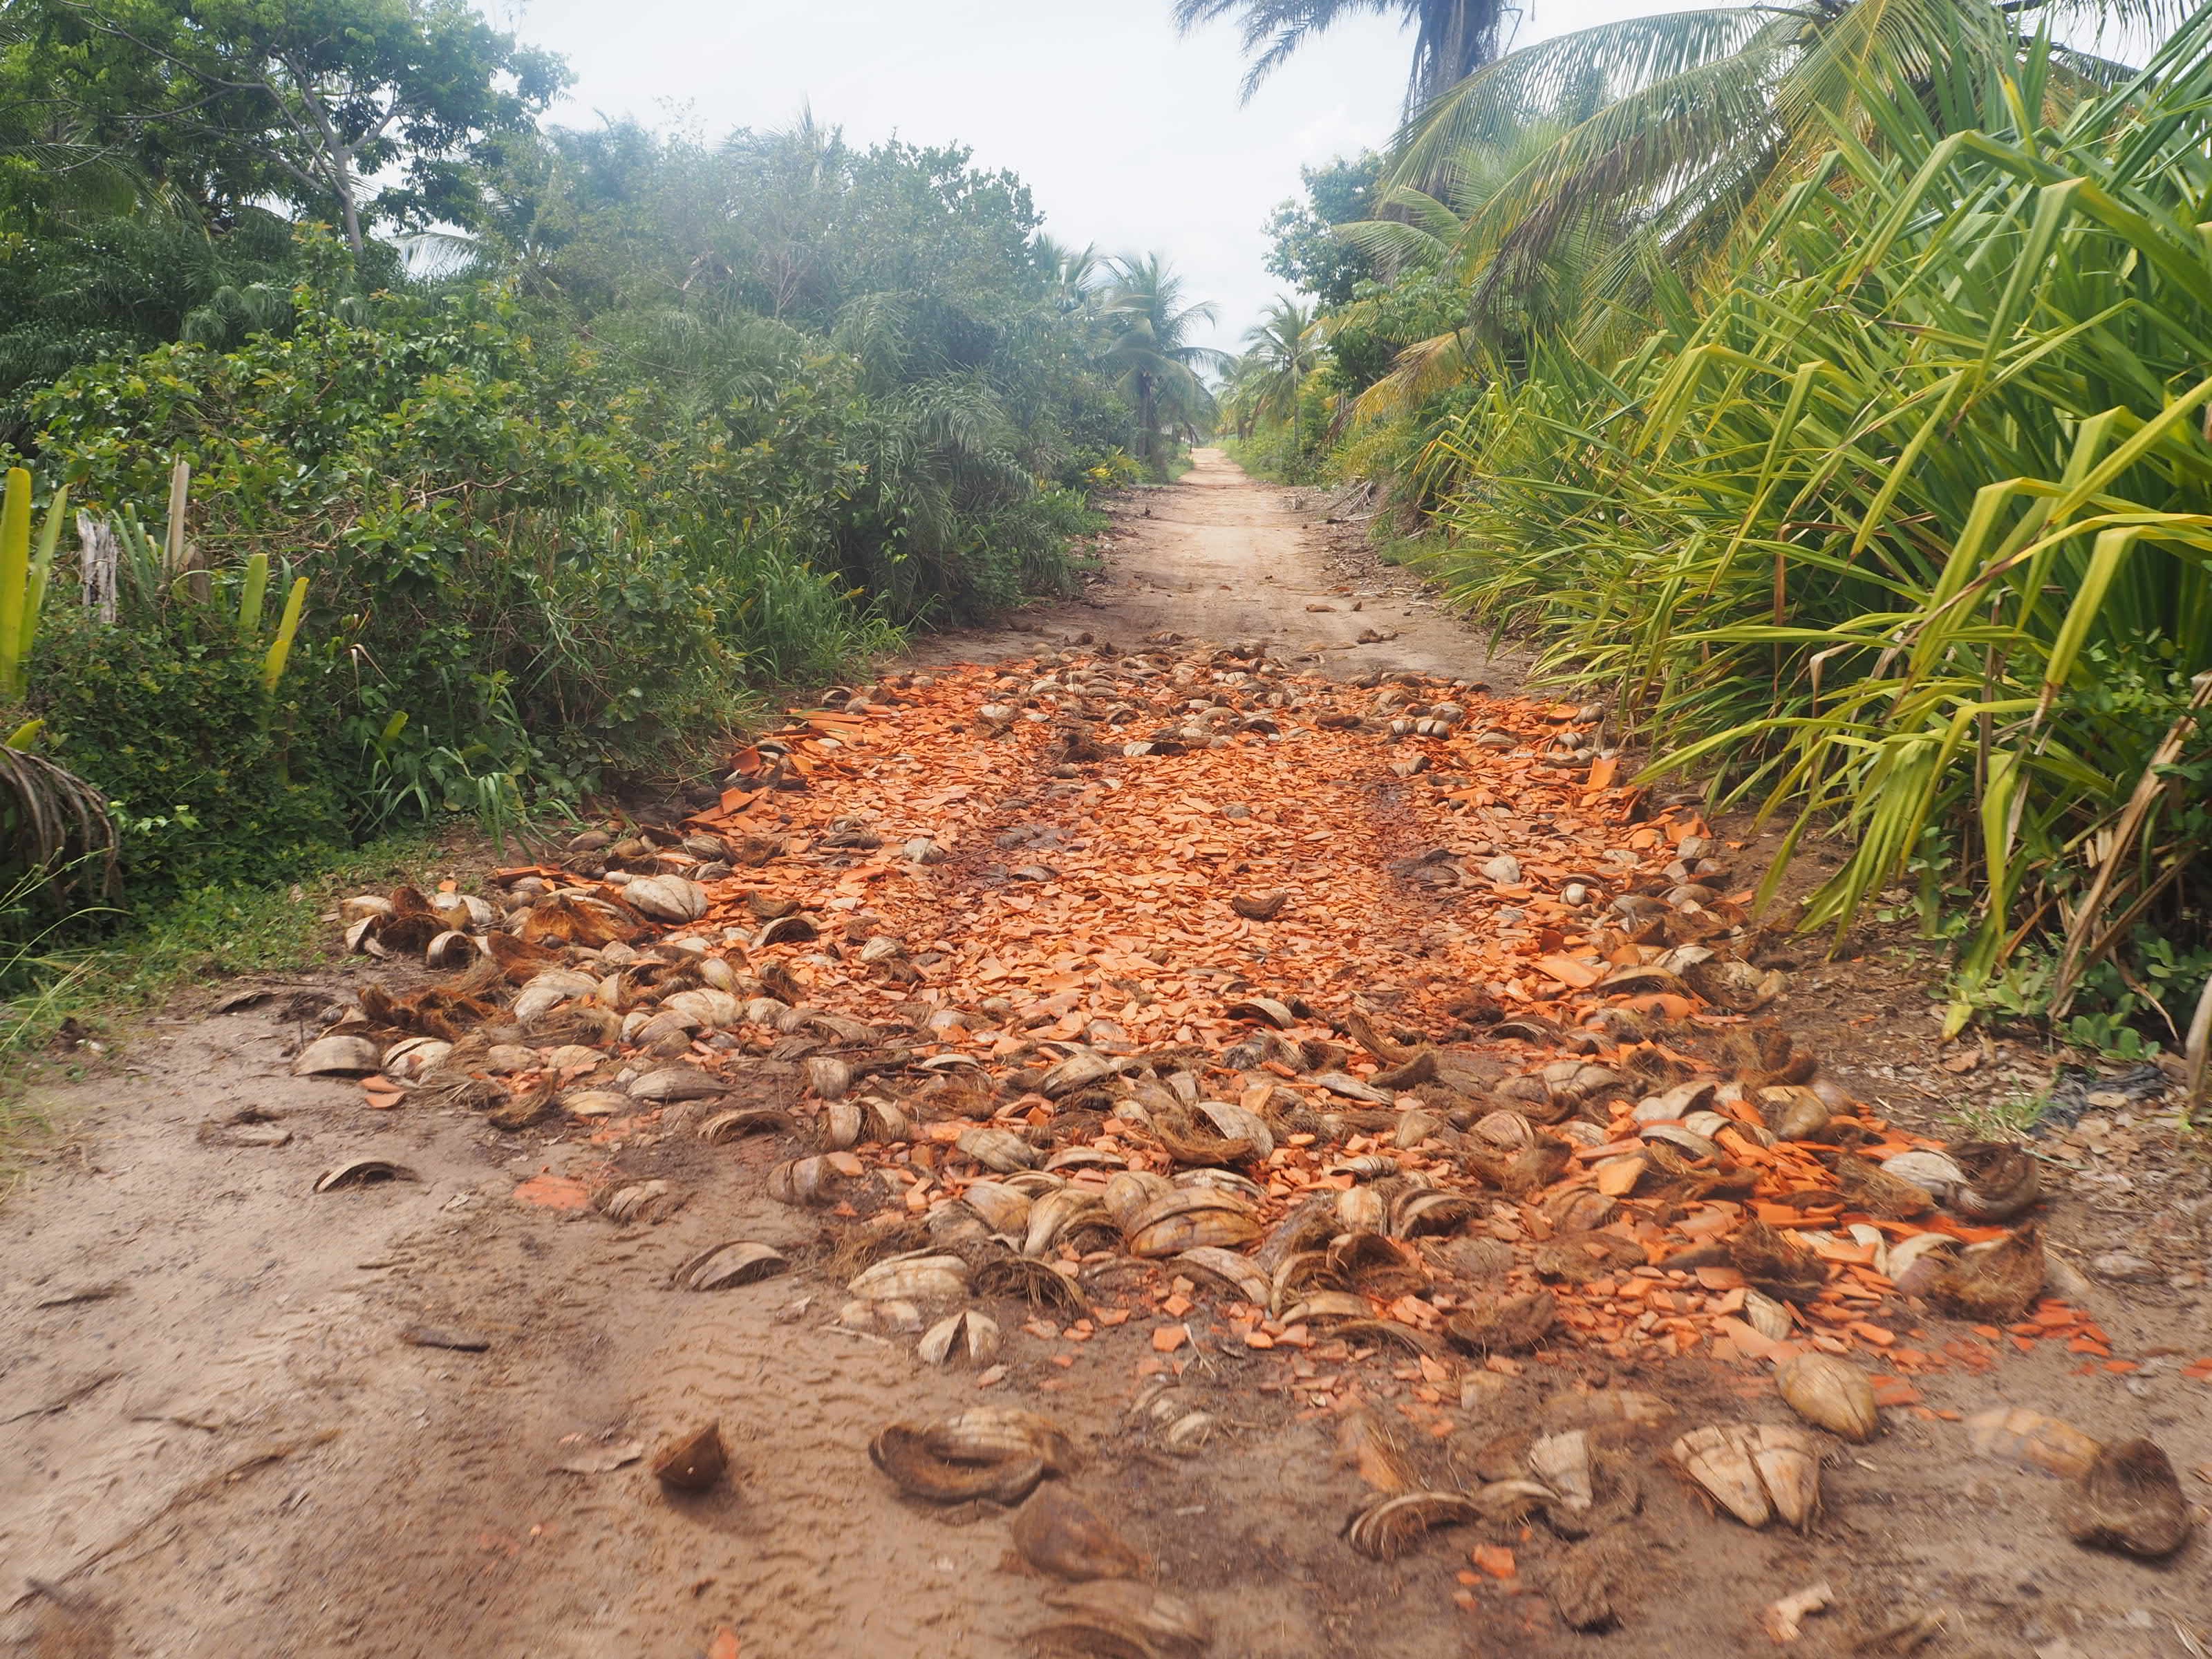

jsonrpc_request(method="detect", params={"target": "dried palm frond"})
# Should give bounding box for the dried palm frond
[0,743,118,903]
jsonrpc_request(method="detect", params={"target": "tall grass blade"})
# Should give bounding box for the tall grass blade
[237,551,269,637]
[261,577,308,694]
[21,485,67,672]
[0,469,28,699]
[1403,26,2212,1030]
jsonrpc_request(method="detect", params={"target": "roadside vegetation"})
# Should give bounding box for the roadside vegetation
[1203,0,2212,1071]
[0,0,1221,1048]
[0,831,445,1143]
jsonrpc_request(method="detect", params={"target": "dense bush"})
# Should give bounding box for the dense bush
[4,115,1159,863]
[0,208,397,450]
[26,610,350,906]
[3,133,1138,907]
[0,0,1220,938]
[24,265,874,806]
[1410,29,2212,1041]
[1239,4,2212,1051]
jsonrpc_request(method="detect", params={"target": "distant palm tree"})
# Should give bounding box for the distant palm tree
[1214,351,1268,441]
[1172,0,1506,113]
[1238,297,1320,430]
[1035,236,1106,312]
[1100,254,1228,465]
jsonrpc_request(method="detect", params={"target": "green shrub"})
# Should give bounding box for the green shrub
[28,610,349,907]
[26,274,867,797]
[1398,32,2212,1036]
[3,124,1142,941]
[1221,429,1313,484]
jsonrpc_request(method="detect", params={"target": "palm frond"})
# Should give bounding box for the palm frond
[1172,0,1408,103]
[0,744,120,903]
[1390,8,1792,181]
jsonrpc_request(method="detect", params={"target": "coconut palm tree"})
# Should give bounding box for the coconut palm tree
[1329,102,1633,418]
[1035,236,1106,312]
[1213,350,1269,442]
[1238,297,1322,431]
[1172,0,1508,113]
[1100,254,1228,466]
[1381,0,2180,296]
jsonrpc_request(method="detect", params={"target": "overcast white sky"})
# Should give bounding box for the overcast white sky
[488,0,1657,353]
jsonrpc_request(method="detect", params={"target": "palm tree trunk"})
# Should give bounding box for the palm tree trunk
[1411,0,1501,113]
[1136,372,1157,465]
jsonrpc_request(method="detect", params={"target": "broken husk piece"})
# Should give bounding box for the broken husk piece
[1946,1139,2042,1221]
[1012,1487,1147,1581]
[1919,1224,2045,1323]
[672,1240,789,1292]
[1543,1537,1620,1632]
[1335,1406,1419,1494]
[1035,1582,1212,1659]
[1444,1289,1555,1355]
[651,1423,727,1493]
[1966,1407,2101,1478]
[918,1309,1002,1367]
[313,1158,416,1192]
[1776,1353,1880,1443]
[1671,1423,1821,1529]
[1342,1490,1484,1561]
[2056,1438,2193,1557]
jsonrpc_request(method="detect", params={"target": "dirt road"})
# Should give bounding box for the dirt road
[909,447,1517,687]
[3,453,2207,1659]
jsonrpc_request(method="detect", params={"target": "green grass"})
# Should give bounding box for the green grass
[1368,526,1435,569]
[1941,1093,2044,1143]
[1156,449,1198,484]
[0,830,465,1153]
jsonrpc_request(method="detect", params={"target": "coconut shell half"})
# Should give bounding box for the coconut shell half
[651,1423,727,1492]
[868,1423,1047,1506]
[1011,1487,1147,1580]
[2057,1439,2193,1557]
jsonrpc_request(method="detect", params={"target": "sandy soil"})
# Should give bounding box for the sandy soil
[907,449,1518,691]
[3,452,2208,1659]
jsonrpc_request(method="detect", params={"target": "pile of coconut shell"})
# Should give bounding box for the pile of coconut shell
[297,645,2189,1461]
[292,637,2203,1629]
[307,860,2063,1370]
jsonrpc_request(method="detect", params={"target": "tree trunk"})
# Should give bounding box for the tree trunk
[1410,0,1501,113]
[332,143,366,254]
[1136,372,1156,465]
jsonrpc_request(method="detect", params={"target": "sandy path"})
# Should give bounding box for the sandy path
[908,447,1517,688]
[2,457,2207,1659]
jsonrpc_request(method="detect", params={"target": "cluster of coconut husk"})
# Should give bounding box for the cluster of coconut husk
[302,635,2193,1615]
[305,639,2077,1351]
[857,1400,1213,1650]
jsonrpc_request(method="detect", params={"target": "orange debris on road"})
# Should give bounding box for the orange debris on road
[348,639,2079,1378]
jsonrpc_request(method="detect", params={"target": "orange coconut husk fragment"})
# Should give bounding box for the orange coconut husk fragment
[361,641,2086,1377]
